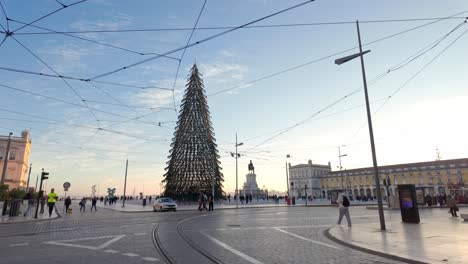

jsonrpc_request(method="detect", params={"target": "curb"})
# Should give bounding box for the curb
[324,227,428,264]
[0,204,62,225]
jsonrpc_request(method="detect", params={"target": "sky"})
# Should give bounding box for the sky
[0,0,468,197]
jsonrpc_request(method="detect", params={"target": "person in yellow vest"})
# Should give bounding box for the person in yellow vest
[47,188,58,217]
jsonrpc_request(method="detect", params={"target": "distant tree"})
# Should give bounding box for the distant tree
[162,64,223,201]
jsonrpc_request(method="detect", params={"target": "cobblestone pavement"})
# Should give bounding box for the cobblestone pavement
[0,203,407,264]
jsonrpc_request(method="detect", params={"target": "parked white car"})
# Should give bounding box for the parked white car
[153,197,177,212]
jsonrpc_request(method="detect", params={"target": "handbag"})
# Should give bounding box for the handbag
[455,206,459,211]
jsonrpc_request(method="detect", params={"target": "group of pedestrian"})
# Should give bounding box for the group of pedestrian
[198,192,214,211]
[104,196,118,205]
[78,197,98,212]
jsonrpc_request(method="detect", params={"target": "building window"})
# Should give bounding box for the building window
[9,151,16,160]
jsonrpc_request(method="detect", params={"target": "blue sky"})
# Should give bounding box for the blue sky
[1,0,468,196]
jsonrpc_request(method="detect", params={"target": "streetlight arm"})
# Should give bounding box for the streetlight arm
[335,50,371,65]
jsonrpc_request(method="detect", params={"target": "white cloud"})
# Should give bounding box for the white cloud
[131,88,180,109]
[71,13,132,31]
[200,62,247,79]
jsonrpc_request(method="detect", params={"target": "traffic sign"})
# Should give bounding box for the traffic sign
[63,182,71,188]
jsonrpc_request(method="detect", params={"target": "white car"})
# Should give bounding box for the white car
[153,197,177,212]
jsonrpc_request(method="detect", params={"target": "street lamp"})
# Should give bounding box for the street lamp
[230,133,243,209]
[335,21,386,231]
[338,145,348,193]
[286,154,291,196]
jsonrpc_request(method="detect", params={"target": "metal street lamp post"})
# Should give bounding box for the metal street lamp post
[231,133,243,209]
[286,154,291,196]
[335,21,386,231]
[338,145,348,194]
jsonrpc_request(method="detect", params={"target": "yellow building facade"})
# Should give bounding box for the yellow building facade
[320,158,468,199]
[0,131,32,189]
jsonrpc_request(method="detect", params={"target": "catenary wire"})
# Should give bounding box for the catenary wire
[8,18,180,61]
[9,35,102,126]
[0,0,9,31]
[89,0,316,80]
[12,15,468,35]
[208,12,468,96]
[170,0,208,112]
[348,20,468,141]
[11,0,88,33]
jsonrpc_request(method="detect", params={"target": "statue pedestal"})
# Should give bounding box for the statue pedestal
[242,173,261,196]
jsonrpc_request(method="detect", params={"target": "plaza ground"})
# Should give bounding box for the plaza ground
[0,202,466,264]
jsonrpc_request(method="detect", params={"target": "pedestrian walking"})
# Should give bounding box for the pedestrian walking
[447,195,459,217]
[64,196,72,213]
[47,188,58,217]
[23,191,34,216]
[104,196,108,206]
[336,192,352,227]
[39,195,46,214]
[208,195,214,211]
[91,197,98,212]
[198,192,207,211]
[227,194,231,203]
[79,197,87,212]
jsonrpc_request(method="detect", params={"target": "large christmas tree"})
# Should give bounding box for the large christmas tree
[162,64,223,200]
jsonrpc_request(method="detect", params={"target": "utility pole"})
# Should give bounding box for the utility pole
[34,174,38,191]
[26,164,32,191]
[334,21,386,231]
[286,154,290,196]
[235,133,240,209]
[229,134,244,209]
[338,145,348,194]
[1,132,13,185]
[122,159,128,207]
[356,21,385,230]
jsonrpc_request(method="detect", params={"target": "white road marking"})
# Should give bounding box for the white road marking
[230,215,375,221]
[202,231,264,264]
[141,257,159,262]
[273,228,340,249]
[134,232,147,236]
[44,235,126,250]
[123,253,139,257]
[207,225,332,232]
[104,249,119,253]
[10,243,28,247]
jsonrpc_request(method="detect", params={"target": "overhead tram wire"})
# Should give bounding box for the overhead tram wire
[0,66,175,91]
[86,82,174,128]
[0,0,9,31]
[3,12,465,97]
[82,99,175,111]
[170,0,208,112]
[9,35,101,127]
[54,0,68,8]
[13,15,468,35]
[241,65,411,154]
[348,19,468,141]
[11,0,88,33]
[89,0,316,80]
[8,19,180,61]
[0,81,173,131]
[0,82,131,119]
[208,12,468,97]
[0,107,168,142]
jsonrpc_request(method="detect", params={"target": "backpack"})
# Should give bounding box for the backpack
[342,195,350,207]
